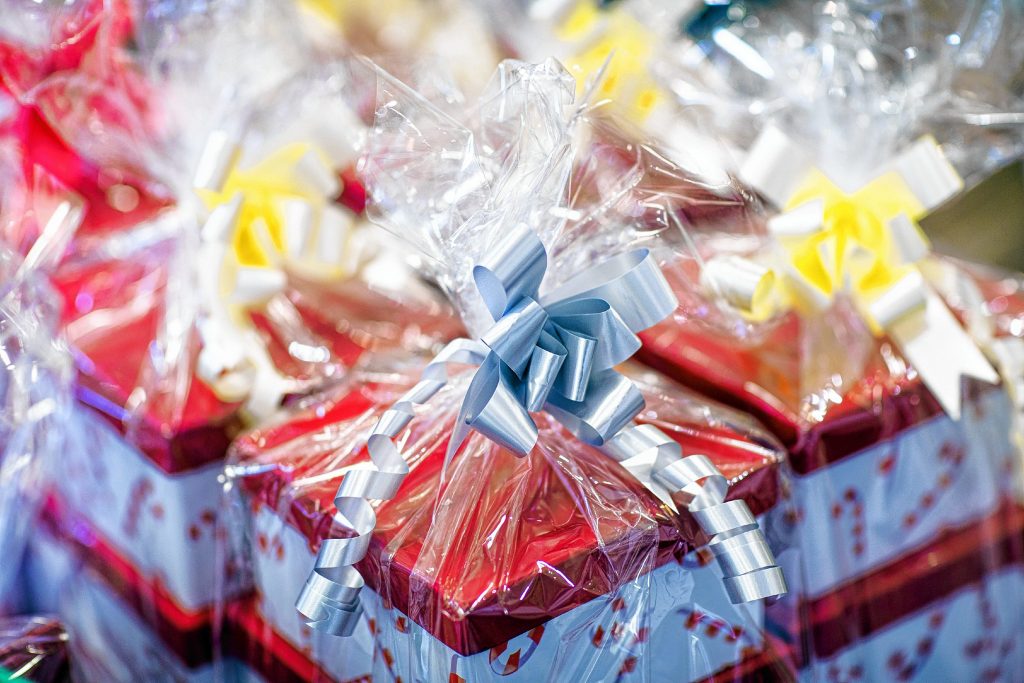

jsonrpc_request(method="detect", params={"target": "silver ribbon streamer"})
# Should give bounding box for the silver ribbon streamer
[297,228,786,637]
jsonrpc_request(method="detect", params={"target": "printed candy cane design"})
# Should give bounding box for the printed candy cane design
[888,441,965,531]
[488,626,545,676]
[830,486,866,558]
[963,591,1017,683]
[678,607,760,659]
[823,611,945,683]
[186,508,217,543]
[886,611,945,681]
[678,547,715,571]
[122,477,155,538]
[587,596,655,683]
[825,661,865,683]
[370,615,413,683]
[255,529,286,562]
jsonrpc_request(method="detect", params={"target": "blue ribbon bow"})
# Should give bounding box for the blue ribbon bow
[446,226,678,462]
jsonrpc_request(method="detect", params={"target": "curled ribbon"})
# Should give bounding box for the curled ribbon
[704,127,999,418]
[297,225,787,637]
[193,132,365,420]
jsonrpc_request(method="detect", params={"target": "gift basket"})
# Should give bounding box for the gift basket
[613,1,1024,678]
[10,1,458,679]
[0,0,1022,681]
[217,57,791,683]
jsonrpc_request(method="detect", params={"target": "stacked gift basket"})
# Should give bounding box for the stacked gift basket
[1,0,1023,681]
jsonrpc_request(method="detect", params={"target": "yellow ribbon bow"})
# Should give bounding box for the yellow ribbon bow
[704,130,999,418]
[779,169,929,331]
[194,137,364,420]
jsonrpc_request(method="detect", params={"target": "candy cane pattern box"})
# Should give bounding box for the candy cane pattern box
[640,260,1024,674]
[641,267,1022,565]
[23,498,225,682]
[43,236,459,614]
[222,363,790,682]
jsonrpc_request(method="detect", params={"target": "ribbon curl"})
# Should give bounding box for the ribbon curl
[297,226,787,638]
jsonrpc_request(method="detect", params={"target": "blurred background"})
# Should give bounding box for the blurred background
[924,160,1024,270]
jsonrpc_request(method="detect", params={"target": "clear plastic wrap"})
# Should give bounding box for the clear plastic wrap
[655,0,1024,189]
[212,57,789,682]
[483,1,1024,199]
[529,3,1024,679]
[335,9,1024,677]
[0,243,73,616]
[0,0,172,249]
[295,0,505,98]
[6,2,459,680]
[222,356,791,682]
[621,0,1024,444]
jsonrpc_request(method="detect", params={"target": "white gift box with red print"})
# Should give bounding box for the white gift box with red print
[221,369,790,683]
[50,407,226,612]
[22,511,241,682]
[780,383,1019,598]
[234,502,775,683]
[807,568,1024,683]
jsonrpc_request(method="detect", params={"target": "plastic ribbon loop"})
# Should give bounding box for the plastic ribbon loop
[714,129,999,418]
[447,225,677,462]
[779,169,925,319]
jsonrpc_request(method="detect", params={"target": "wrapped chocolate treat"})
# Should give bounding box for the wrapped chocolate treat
[558,1,1024,679]
[218,58,788,683]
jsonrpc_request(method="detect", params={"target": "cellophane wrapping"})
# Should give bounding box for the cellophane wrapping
[537,2,1024,679]
[531,0,1024,440]
[295,0,504,99]
[210,57,795,682]
[0,615,70,682]
[654,0,1024,189]
[0,244,72,615]
[552,69,1024,679]
[5,2,459,680]
[222,355,792,682]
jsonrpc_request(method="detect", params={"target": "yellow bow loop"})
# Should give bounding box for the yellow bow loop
[200,143,343,270]
[780,169,928,319]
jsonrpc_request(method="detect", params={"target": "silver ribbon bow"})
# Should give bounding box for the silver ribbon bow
[447,224,677,463]
[297,227,787,637]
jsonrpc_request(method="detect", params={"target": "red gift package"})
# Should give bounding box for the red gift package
[221,360,791,682]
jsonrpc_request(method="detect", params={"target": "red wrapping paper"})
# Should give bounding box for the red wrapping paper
[230,365,785,656]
